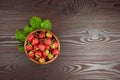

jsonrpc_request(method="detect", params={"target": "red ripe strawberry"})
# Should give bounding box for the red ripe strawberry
[38,44,45,51]
[45,45,50,50]
[44,38,52,46]
[27,34,34,42]
[43,52,48,58]
[39,32,45,39]
[34,45,39,50]
[32,38,39,45]
[43,56,47,60]
[52,49,60,55]
[35,51,42,58]
[26,45,32,51]
[43,50,49,57]
[39,39,43,43]
[34,33,39,38]
[28,51,34,58]
[46,32,52,38]
[51,41,58,49]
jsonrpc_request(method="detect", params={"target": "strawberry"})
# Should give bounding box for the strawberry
[39,58,45,63]
[39,32,45,39]
[46,32,52,38]
[26,45,32,51]
[34,45,39,51]
[44,38,52,46]
[35,51,42,58]
[48,53,54,60]
[43,50,49,57]
[27,34,34,42]
[32,38,39,45]
[43,56,47,60]
[45,45,50,50]
[34,33,39,38]
[51,41,58,49]
[28,51,34,58]
[39,39,44,43]
[38,44,45,51]
[52,49,60,55]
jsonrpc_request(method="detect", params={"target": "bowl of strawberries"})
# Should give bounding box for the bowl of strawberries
[24,29,60,64]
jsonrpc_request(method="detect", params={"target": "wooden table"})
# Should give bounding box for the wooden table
[0,0,120,80]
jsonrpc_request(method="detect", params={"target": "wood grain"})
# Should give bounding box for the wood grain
[0,0,120,80]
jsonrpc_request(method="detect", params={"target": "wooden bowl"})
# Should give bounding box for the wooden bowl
[24,29,60,64]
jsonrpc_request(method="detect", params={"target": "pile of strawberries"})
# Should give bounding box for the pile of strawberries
[25,30,60,63]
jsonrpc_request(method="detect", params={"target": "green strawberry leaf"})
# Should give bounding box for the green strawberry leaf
[24,25,33,35]
[30,16,42,30]
[18,44,24,52]
[15,29,26,42]
[41,19,52,31]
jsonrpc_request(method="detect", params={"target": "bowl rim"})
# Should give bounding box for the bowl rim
[24,29,60,64]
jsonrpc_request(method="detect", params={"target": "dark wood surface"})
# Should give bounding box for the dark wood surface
[0,0,120,80]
